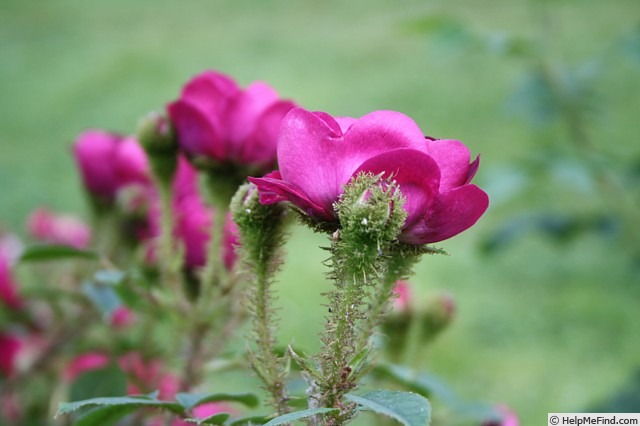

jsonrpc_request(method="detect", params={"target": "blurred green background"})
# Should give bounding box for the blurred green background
[1,0,639,424]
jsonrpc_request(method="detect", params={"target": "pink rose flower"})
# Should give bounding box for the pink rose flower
[167,70,296,172]
[250,109,489,244]
[0,333,22,377]
[27,208,91,249]
[73,130,150,199]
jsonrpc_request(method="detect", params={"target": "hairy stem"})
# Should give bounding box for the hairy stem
[249,266,289,414]
[358,247,423,349]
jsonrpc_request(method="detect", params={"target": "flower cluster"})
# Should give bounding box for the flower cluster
[2,67,498,426]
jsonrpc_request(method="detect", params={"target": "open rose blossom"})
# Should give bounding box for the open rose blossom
[73,130,150,199]
[167,70,296,172]
[250,108,489,244]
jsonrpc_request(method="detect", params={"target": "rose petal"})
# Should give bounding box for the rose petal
[277,109,346,212]
[403,184,489,244]
[466,155,480,184]
[180,70,239,117]
[167,100,226,160]
[225,81,280,148]
[115,137,150,186]
[424,139,472,191]
[278,109,430,214]
[249,171,334,220]
[241,99,296,166]
[73,130,120,197]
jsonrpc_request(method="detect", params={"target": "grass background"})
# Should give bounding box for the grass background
[1,0,639,424]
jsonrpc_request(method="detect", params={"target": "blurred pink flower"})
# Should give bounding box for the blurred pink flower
[250,108,489,244]
[27,208,91,249]
[0,257,22,310]
[484,404,520,426]
[392,280,411,311]
[0,390,21,424]
[109,306,136,329]
[0,333,22,377]
[118,351,165,396]
[63,352,110,382]
[145,157,240,270]
[0,234,23,265]
[167,70,296,172]
[73,130,150,199]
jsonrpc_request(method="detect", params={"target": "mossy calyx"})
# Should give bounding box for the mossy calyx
[137,111,178,189]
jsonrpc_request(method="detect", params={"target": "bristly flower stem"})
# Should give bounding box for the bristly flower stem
[231,184,290,415]
[310,173,407,426]
[357,244,438,350]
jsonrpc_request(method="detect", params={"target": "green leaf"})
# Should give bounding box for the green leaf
[228,415,271,425]
[185,412,230,425]
[19,244,98,263]
[373,364,457,403]
[373,364,498,423]
[74,405,139,426]
[262,408,338,426]
[69,364,127,402]
[346,390,431,426]
[82,280,122,315]
[56,395,183,418]
[174,392,260,410]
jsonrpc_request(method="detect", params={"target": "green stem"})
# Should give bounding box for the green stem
[157,184,185,307]
[250,266,289,415]
[314,239,371,426]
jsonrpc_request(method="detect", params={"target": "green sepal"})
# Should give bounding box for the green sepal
[346,390,431,426]
[347,343,374,382]
[288,345,323,383]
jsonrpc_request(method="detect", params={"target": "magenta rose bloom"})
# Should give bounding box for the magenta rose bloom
[249,108,489,244]
[167,70,296,173]
[73,130,150,199]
